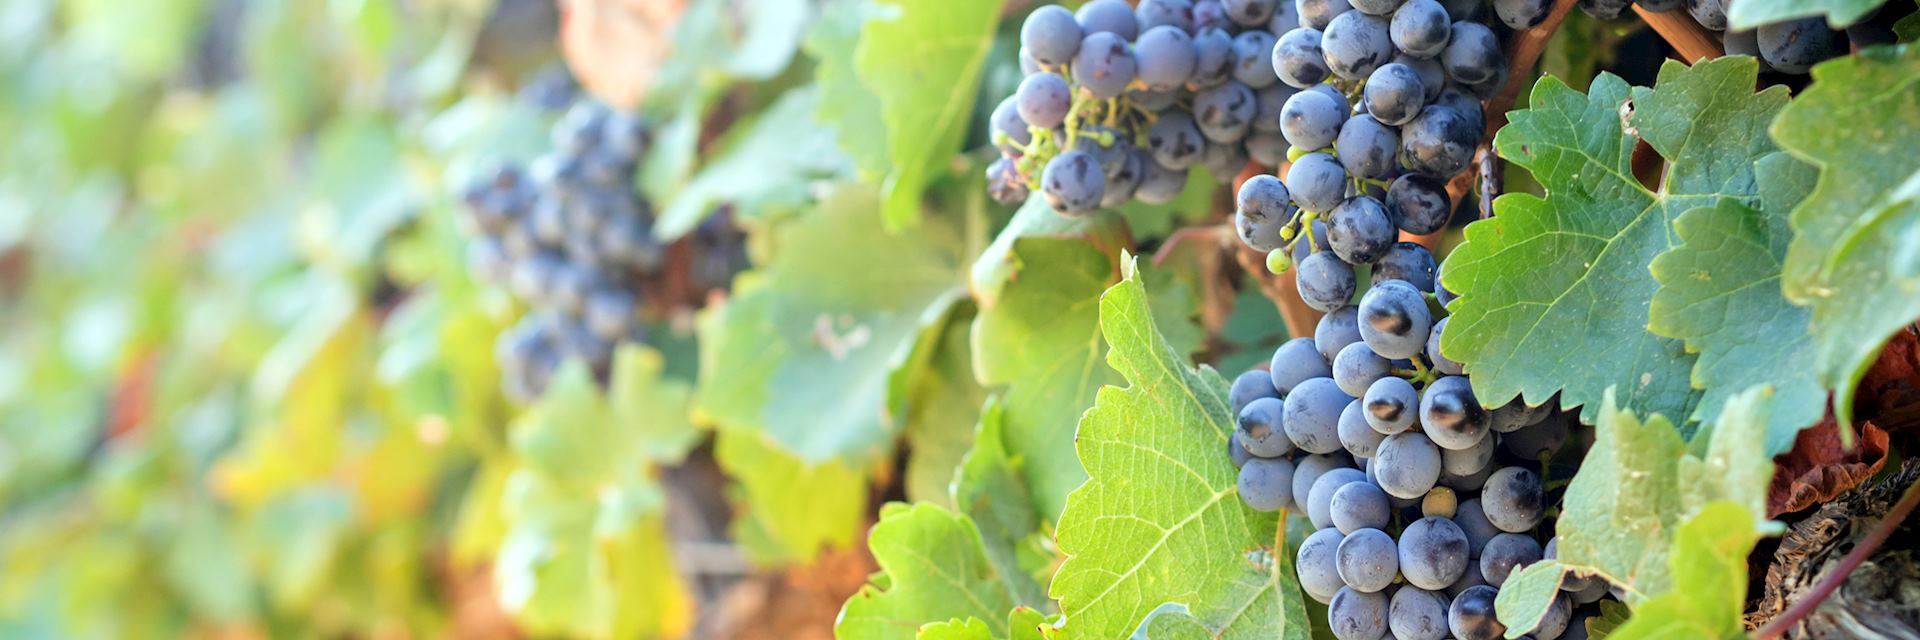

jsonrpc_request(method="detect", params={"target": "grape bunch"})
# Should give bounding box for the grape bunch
[1226,263,1620,639]
[458,100,744,402]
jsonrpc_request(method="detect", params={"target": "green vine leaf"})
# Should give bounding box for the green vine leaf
[903,312,988,508]
[1728,0,1889,31]
[1604,501,1766,640]
[654,87,852,240]
[1495,386,1780,635]
[716,429,868,566]
[1443,57,1788,423]
[1648,154,1822,455]
[809,0,891,179]
[916,617,996,639]
[853,0,1006,229]
[1049,256,1307,639]
[693,184,968,463]
[838,503,1035,640]
[1771,44,1920,430]
[972,237,1201,522]
[955,399,1051,608]
[496,360,693,638]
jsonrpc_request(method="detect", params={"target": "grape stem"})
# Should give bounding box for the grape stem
[1633,6,1725,62]
[1752,473,1920,640]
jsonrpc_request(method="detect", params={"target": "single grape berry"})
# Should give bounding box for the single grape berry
[1287,377,1356,455]
[1298,528,1349,603]
[1021,5,1084,66]
[1448,585,1506,640]
[1238,396,1295,457]
[1321,11,1395,80]
[1270,336,1334,394]
[1421,375,1491,449]
[1076,0,1141,39]
[1296,250,1359,311]
[1073,32,1139,99]
[1273,27,1333,88]
[1373,431,1443,498]
[1238,457,1297,511]
[1040,151,1106,216]
[1389,0,1452,58]
[1136,25,1200,91]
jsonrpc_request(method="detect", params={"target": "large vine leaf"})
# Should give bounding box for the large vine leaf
[653,87,852,240]
[903,310,988,508]
[954,399,1051,608]
[970,197,1131,306]
[971,237,1201,522]
[1442,58,1788,423]
[494,359,693,638]
[1771,45,1920,429]
[853,0,1005,229]
[1495,386,1780,635]
[1604,501,1766,640]
[1648,154,1822,455]
[1728,0,1889,30]
[1049,257,1307,639]
[809,0,890,179]
[693,184,968,463]
[837,502,1038,640]
[716,429,868,566]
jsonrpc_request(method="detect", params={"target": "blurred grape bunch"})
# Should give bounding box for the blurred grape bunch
[460,99,748,402]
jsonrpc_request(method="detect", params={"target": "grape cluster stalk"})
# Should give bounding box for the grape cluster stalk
[458,100,747,402]
[1227,256,1626,639]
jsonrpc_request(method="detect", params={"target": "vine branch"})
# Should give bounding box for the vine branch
[1485,0,1581,137]
[1752,473,1920,640]
[1634,6,1725,62]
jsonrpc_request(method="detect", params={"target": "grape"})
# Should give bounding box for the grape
[1338,399,1389,458]
[1309,467,1370,529]
[1448,585,1505,640]
[1316,306,1363,361]
[1077,0,1141,39]
[1364,375,1419,433]
[1280,88,1349,150]
[1373,431,1443,498]
[1194,81,1258,142]
[1493,0,1552,28]
[1230,430,1257,467]
[1479,532,1543,586]
[1372,242,1437,291]
[1195,0,1231,28]
[1330,476,1392,532]
[1022,5,1084,66]
[1323,11,1395,80]
[1420,375,1489,449]
[1362,63,1425,126]
[1293,219,1331,264]
[1297,250,1358,311]
[1238,457,1298,511]
[1487,402,1531,433]
[1130,87,1181,112]
[1388,587,1450,640]
[1238,174,1292,223]
[1334,341,1392,397]
[990,96,1033,154]
[1298,0,1355,29]
[1440,461,1494,493]
[1433,259,1458,307]
[584,288,637,339]
[1422,486,1459,518]
[1482,466,1546,532]
[1015,72,1072,129]
[1530,595,1573,639]
[1298,528,1349,603]
[1358,280,1432,359]
[1101,151,1147,207]
[1351,0,1406,16]
[1501,414,1571,459]
[1232,31,1281,88]
[1328,195,1396,264]
[1041,151,1106,215]
[1135,151,1190,203]
[1401,105,1478,177]
[1328,587,1390,640]
[1074,32,1139,99]
[1191,27,1237,89]
[529,195,568,244]
[1138,0,1197,32]
[1239,396,1295,457]
[1440,22,1503,84]
[1682,0,1728,29]
[1636,0,1683,10]
[1451,498,1500,557]
[1019,46,1043,75]
[955,142,1004,199]
[1389,0,1452,58]
[1273,27,1333,88]
[1462,63,1509,100]
[1231,368,1283,414]
[1137,26,1200,91]
[1757,18,1841,73]
[1270,336,1335,394]
[1287,377,1355,454]
[1436,86,1486,130]
[1335,114,1400,180]
[1293,451,1358,511]
[1440,433,1494,476]
[1288,152,1349,212]
[1224,0,1281,23]
[1207,141,1251,181]
[1335,528,1400,592]
[1248,131,1290,165]
[1571,578,1608,605]
[1148,111,1207,170]
[600,212,663,270]
[1385,174,1449,236]
[1238,212,1284,252]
